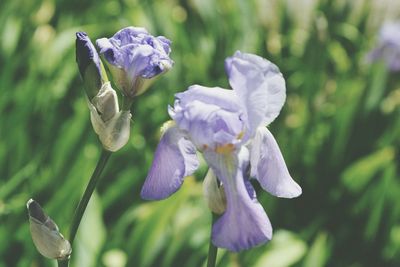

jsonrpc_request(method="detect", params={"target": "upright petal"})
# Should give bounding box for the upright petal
[250,127,301,198]
[173,85,242,113]
[169,85,245,150]
[141,124,199,200]
[225,51,286,138]
[203,148,272,252]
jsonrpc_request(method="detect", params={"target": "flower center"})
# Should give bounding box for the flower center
[215,143,235,154]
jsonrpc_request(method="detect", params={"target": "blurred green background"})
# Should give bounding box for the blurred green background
[1,0,399,266]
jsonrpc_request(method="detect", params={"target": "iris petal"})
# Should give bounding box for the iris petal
[141,125,199,200]
[173,85,242,113]
[225,51,286,138]
[169,86,245,149]
[250,127,302,198]
[204,148,272,252]
[96,27,173,97]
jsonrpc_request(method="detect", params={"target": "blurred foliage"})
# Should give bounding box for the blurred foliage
[0,0,399,266]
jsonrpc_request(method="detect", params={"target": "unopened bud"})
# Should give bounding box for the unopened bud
[76,31,108,99]
[203,169,226,214]
[27,199,71,260]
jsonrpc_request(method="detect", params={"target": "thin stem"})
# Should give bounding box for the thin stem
[69,148,112,245]
[207,213,219,267]
[57,259,69,267]
[57,149,111,267]
[121,96,134,111]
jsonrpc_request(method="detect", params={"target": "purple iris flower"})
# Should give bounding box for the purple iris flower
[368,22,400,71]
[141,51,302,252]
[96,27,173,97]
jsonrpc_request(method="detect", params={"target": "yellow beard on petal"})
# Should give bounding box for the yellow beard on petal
[215,143,235,154]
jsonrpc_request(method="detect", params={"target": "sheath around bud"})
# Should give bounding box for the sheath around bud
[88,83,131,152]
[203,169,227,214]
[27,199,71,260]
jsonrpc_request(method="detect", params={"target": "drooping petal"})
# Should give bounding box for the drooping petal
[203,148,272,252]
[225,51,286,138]
[141,124,199,200]
[250,127,301,198]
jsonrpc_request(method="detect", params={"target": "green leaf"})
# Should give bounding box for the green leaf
[303,232,330,267]
[341,147,395,193]
[72,192,106,267]
[253,230,307,267]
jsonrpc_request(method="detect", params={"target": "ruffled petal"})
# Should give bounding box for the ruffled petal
[203,148,272,252]
[250,127,301,198]
[96,29,173,96]
[96,37,122,67]
[225,51,286,137]
[173,85,242,113]
[141,125,199,200]
[169,85,245,149]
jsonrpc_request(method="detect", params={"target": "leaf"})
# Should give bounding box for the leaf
[341,147,395,193]
[303,232,330,267]
[72,192,106,267]
[253,230,307,267]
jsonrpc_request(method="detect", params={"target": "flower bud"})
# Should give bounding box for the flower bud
[96,27,173,97]
[76,31,109,99]
[27,199,71,260]
[76,32,132,152]
[203,169,227,214]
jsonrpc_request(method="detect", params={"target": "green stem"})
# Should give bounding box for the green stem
[69,148,111,244]
[58,148,112,267]
[207,213,218,267]
[57,259,69,267]
[122,96,134,111]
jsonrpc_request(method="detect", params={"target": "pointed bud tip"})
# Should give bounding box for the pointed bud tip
[76,31,88,39]
[27,198,47,223]
[76,31,106,98]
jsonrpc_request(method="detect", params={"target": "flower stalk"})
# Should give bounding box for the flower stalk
[69,149,111,245]
[57,149,111,267]
[207,213,219,267]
